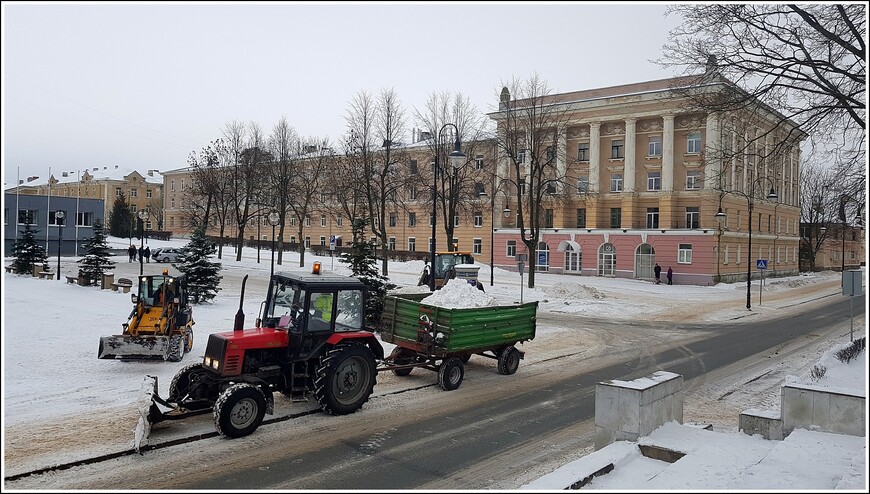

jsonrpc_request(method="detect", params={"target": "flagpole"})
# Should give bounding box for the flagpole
[75,169,81,256]
[46,166,52,252]
[15,167,20,242]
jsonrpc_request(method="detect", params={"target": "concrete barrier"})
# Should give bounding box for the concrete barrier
[594,371,683,450]
[739,408,783,440]
[782,382,865,437]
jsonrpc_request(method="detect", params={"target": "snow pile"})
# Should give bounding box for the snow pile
[784,337,866,391]
[389,284,432,295]
[420,279,499,308]
[543,282,606,300]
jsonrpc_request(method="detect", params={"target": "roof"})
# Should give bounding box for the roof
[13,165,164,188]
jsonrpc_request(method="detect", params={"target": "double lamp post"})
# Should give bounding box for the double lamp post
[744,177,777,311]
[429,123,466,291]
[479,179,512,287]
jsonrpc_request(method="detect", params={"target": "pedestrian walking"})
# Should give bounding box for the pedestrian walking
[144,246,151,263]
[654,263,661,284]
[667,266,673,285]
[128,245,136,263]
[138,246,144,262]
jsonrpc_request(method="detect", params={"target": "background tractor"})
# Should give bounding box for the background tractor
[98,270,194,361]
[418,251,484,291]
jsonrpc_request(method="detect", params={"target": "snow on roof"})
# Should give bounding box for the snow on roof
[18,166,164,187]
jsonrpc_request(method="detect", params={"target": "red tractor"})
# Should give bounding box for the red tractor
[141,264,383,443]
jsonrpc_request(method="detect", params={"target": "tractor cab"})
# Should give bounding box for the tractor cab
[134,271,188,308]
[420,251,476,289]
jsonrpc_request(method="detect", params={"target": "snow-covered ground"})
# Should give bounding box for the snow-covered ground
[2,235,867,489]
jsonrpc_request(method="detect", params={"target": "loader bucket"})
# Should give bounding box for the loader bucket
[98,335,170,360]
[134,375,160,452]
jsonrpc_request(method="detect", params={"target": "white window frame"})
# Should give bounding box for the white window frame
[647,172,661,191]
[610,174,623,192]
[678,243,693,264]
[408,237,416,251]
[578,176,589,193]
[320,215,326,227]
[611,139,624,159]
[687,133,701,154]
[473,238,482,255]
[578,142,589,161]
[648,135,662,157]
[506,240,516,257]
[474,213,483,227]
[686,170,702,190]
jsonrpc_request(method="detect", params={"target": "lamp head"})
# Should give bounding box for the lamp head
[56,210,65,220]
[138,209,148,220]
[714,207,726,223]
[502,207,511,218]
[267,211,280,226]
[766,188,778,200]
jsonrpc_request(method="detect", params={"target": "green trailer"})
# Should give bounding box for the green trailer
[378,292,538,390]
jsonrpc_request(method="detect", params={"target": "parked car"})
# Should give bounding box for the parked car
[152,247,183,263]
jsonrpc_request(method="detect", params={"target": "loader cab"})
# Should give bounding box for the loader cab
[431,252,475,289]
[260,271,367,357]
[133,272,190,317]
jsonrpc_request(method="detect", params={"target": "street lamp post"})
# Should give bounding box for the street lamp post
[55,210,65,280]
[137,209,148,276]
[267,211,280,279]
[745,177,777,311]
[430,123,466,291]
[480,181,512,287]
[715,207,726,282]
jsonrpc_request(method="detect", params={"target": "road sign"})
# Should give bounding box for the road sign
[756,259,768,270]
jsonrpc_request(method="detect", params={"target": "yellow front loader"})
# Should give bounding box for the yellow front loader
[98,270,195,361]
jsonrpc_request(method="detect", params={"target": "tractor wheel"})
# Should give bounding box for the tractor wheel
[183,327,194,353]
[497,346,520,375]
[313,342,376,415]
[438,357,465,391]
[166,335,184,362]
[214,383,267,438]
[168,362,207,401]
[389,347,413,377]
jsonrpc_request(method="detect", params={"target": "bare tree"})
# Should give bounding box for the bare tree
[659,4,865,196]
[186,139,235,258]
[414,90,492,253]
[799,162,840,270]
[287,137,334,267]
[228,121,271,262]
[489,74,572,288]
[267,116,299,266]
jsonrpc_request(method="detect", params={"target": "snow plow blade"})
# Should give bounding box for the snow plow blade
[98,335,170,360]
[134,375,160,452]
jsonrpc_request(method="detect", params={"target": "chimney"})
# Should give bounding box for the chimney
[27,176,39,182]
[62,172,68,177]
[499,86,510,110]
[420,131,431,141]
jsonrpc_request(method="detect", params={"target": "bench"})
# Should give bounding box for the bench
[38,271,54,280]
[66,275,79,284]
[114,277,133,293]
[5,266,14,274]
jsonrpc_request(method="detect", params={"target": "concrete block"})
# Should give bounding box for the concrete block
[617,386,641,432]
[594,425,615,451]
[828,395,865,436]
[740,409,783,440]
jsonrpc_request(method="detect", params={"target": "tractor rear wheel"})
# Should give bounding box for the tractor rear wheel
[438,357,465,391]
[497,346,520,375]
[389,347,413,376]
[166,335,184,362]
[314,342,376,415]
[213,383,266,438]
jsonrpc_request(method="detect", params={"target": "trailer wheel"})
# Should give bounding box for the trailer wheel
[168,362,207,401]
[438,357,465,391]
[166,335,184,362]
[497,346,520,375]
[214,383,266,438]
[389,347,413,376]
[314,342,376,415]
[459,354,472,364]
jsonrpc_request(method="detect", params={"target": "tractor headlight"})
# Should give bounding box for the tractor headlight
[204,356,212,367]
[211,359,220,370]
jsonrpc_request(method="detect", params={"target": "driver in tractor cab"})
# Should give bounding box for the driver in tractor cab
[309,293,334,332]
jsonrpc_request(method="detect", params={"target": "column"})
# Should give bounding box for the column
[730,121,738,192]
[624,118,636,192]
[704,112,720,189]
[589,122,601,194]
[557,129,567,192]
[495,126,509,229]
[662,115,675,191]
[743,126,750,195]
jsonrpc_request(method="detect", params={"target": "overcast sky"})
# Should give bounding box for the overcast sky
[2,1,684,186]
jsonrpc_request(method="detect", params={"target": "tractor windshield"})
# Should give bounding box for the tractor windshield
[138,275,170,306]
[267,282,306,329]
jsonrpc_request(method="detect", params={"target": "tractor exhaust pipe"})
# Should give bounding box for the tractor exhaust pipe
[234,274,248,331]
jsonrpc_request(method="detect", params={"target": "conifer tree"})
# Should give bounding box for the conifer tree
[175,225,222,303]
[77,219,116,284]
[11,223,48,275]
[339,218,394,327]
[108,193,133,238]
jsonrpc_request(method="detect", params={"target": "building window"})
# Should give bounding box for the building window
[305,216,312,227]
[546,145,556,163]
[610,208,621,228]
[409,186,418,200]
[611,139,624,159]
[474,212,482,227]
[146,189,152,198]
[320,236,326,246]
[577,208,586,228]
[519,179,526,196]
[506,240,516,257]
[473,238,482,255]
[516,149,526,164]
[386,237,395,250]
[17,209,37,225]
[170,180,175,191]
[647,172,661,191]
[76,211,93,227]
[687,133,701,154]
[646,208,659,229]
[454,215,460,227]
[546,182,557,194]
[290,217,297,226]
[544,209,554,228]
[648,136,662,157]
[578,142,589,161]
[180,179,185,190]
[115,187,123,197]
[321,215,327,227]
[389,212,397,227]
[130,188,138,198]
[686,170,702,190]
[408,237,416,251]
[170,198,175,209]
[410,159,418,174]
[304,236,311,248]
[577,176,589,193]
[610,174,623,192]
[686,207,700,229]
[678,243,693,264]
[409,212,416,227]
[336,217,343,227]
[475,155,484,169]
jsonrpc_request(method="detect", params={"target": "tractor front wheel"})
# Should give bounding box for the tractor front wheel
[214,383,266,438]
[168,362,208,402]
[314,342,376,415]
[166,335,184,362]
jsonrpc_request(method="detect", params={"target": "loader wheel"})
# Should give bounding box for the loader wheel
[438,357,464,391]
[183,328,194,353]
[169,362,207,402]
[166,335,184,362]
[314,342,376,415]
[214,383,266,438]
[497,346,520,375]
[389,347,413,377]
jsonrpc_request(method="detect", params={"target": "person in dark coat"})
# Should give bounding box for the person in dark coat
[128,245,136,263]
[667,266,673,285]
[144,246,151,263]
[654,263,662,284]
[138,246,144,262]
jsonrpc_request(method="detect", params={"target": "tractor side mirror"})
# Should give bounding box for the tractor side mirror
[255,317,261,328]
[131,294,138,304]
